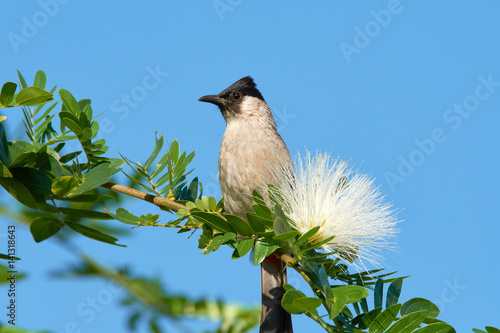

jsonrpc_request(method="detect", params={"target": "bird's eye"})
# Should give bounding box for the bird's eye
[232,92,241,101]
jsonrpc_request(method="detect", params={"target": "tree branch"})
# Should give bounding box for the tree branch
[101,182,188,212]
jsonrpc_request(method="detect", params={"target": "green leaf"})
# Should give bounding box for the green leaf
[70,162,120,197]
[208,196,217,211]
[359,307,382,329]
[11,168,53,195]
[0,82,17,106]
[17,70,28,89]
[198,229,211,250]
[332,285,369,304]
[273,204,290,235]
[34,70,47,89]
[401,298,440,319]
[90,139,106,150]
[34,114,55,140]
[149,318,161,333]
[0,161,12,177]
[81,127,93,141]
[59,89,80,115]
[59,207,114,220]
[316,265,330,291]
[203,233,236,254]
[328,294,348,319]
[360,296,369,314]
[59,111,82,135]
[384,310,429,333]
[30,217,64,242]
[170,139,180,163]
[282,290,308,314]
[293,297,322,313]
[33,102,57,125]
[8,151,37,168]
[59,151,82,164]
[225,214,253,237]
[386,277,403,308]
[413,322,455,333]
[65,221,125,247]
[8,140,37,167]
[0,177,37,209]
[194,199,207,211]
[151,153,169,179]
[191,211,235,233]
[107,207,147,225]
[299,235,335,253]
[79,99,91,114]
[253,238,277,265]
[90,119,99,139]
[128,312,142,331]
[187,177,199,201]
[16,86,53,105]
[273,230,299,241]
[0,264,25,284]
[246,212,267,233]
[252,189,273,219]
[231,238,254,259]
[295,225,320,245]
[82,106,93,127]
[144,132,164,170]
[253,203,273,220]
[369,303,402,333]
[36,150,63,178]
[0,123,8,165]
[252,188,266,205]
[374,278,383,308]
[486,328,500,333]
[0,253,20,261]
[252,240,267,265]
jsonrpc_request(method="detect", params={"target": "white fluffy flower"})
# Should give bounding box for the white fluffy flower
[269,151,399,267]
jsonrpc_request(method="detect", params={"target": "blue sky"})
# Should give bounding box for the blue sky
[1,1,500,332]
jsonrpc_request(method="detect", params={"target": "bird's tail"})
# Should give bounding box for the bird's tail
[260,254,293,333]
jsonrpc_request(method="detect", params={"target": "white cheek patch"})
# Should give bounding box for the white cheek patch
[239,96,262,117]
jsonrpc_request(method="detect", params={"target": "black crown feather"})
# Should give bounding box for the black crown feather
[220,76,265,101]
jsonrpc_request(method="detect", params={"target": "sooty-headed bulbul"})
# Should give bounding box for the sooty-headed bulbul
[199,76,293,333]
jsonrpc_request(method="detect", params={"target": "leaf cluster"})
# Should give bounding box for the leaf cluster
[119,133,196,200]
[0,71,125,247]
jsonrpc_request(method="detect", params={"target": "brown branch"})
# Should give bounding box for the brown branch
[101,182,189,212]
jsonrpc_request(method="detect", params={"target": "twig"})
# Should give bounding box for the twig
[305,311,335,332]
[101,182,188,212]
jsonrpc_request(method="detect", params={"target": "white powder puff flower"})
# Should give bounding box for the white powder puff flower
[269,151,399,267]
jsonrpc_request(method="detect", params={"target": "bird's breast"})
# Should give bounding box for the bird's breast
[219,121,290,219]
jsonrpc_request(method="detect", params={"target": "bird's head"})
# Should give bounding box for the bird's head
[198,76,271,123]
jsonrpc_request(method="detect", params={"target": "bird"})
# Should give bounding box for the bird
[199,76,293,333]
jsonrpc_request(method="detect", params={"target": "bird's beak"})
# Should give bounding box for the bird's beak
[198,94,224,107]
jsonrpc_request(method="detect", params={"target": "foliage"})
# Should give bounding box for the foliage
[0,71,498,332]
[119,132,197,201]
[54,255,260,333]
[0,70,124,247]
